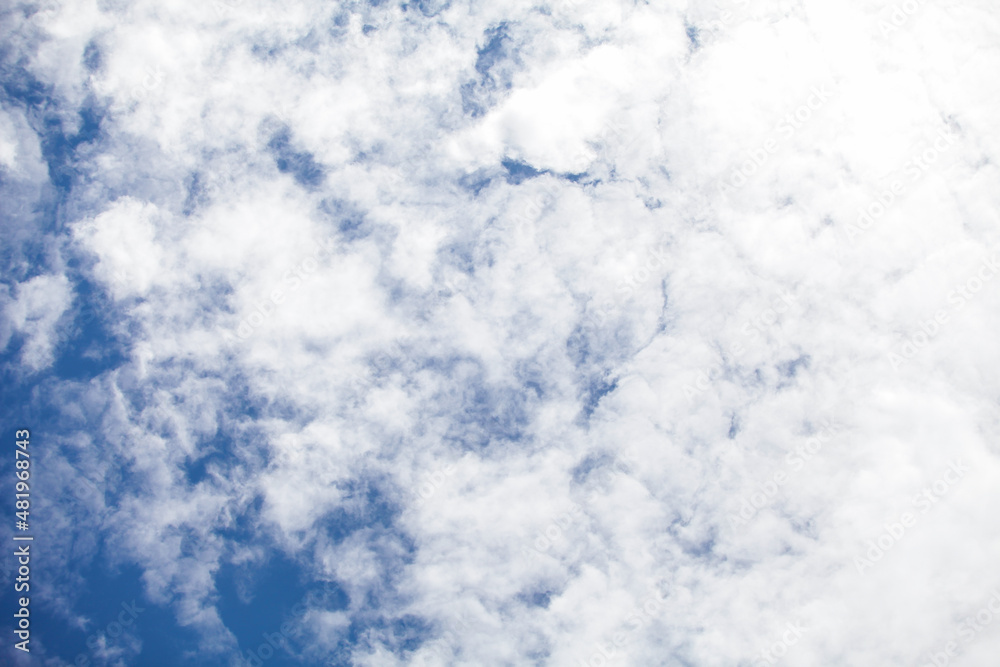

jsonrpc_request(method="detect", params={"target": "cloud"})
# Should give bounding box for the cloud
[4,0,1000,665]
[2,273,72,371]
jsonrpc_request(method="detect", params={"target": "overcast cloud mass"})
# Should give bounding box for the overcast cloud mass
[2,0,1000,665]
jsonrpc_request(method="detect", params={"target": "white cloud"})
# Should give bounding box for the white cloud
[2,273,73,371]
[7,0,1000,664]
[74,197,168,298]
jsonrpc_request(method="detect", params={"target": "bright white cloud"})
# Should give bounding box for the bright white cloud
[6,0,1000,665]
[2,273,72,371]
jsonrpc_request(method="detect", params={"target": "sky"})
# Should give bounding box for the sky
[2,0,1000,665]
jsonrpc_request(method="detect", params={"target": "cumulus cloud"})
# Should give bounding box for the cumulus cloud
[2,273,72,371]
[4,0,1000,665]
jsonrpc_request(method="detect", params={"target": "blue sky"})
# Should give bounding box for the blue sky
[3,1,1000,666]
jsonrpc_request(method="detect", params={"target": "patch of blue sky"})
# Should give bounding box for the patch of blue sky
[686,23,701,50]
[315,476,406,546]
[182,432,239,487]
[38,102,105,193]
[778,354,810,379]
[0,220,51,284]
[411,354,533,449]
[7,559,198,666]
[318,197,368,241]
[580,374,618,421]
[459,81,489,117]
[251,42,286,62]
[0,66,91,244]
[216,495,267,545]
[52,279,127,381]
[370,614,435,654]
[474,23,512,81]
[267,128,326,190]
[728,413,740,439]
[518,588,554,609]
[513,359,547,400]
[447,381,531,449]
[82,40,103,72]
[0,350,43,438]
[570,450,623,485]
[564,323,604,368]
[458,169,494,196]
[218,551,349,665]
[560,170,589,183]
[403,0,451,18]
[668,515,719,560]
[460,22,517,117]
[500,157,544,185]
[0,62,49,109]
[182,171,211,216]
[570,452,603,484]
[438,239,479,275]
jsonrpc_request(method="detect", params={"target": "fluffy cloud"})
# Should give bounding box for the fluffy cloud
[4,0,1000,665]
[2,273,72,371]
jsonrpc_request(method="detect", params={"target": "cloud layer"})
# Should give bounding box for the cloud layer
[3,0,1000,665]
